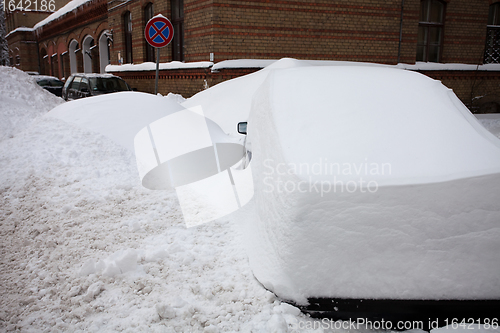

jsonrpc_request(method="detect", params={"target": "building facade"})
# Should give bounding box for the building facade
[5,0,500,112]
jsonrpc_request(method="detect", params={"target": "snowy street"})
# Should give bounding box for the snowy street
[1,65,500,332]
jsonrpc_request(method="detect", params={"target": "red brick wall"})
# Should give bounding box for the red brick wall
[113,67,211,96]
[208,0,404,64]
[6,30,40,72]
[108,0,172,65]
[184,0,213,62]
[110,67,263,97]
[182,0,495,65]
[441,0,489,64]
[32,0,496,74]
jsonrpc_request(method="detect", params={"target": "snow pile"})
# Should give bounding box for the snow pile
[48,92,250,226]
[244,65,500,302]
[0,104,308,332]
[0,66,63,142]
[47,91,184,151]
[0,84,313,332]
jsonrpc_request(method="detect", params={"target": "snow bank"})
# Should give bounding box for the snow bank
[0,66,63,142]
[47,91,184,152]
[244,66,500,303]
[47,92,251,226]
[0,92,307,332]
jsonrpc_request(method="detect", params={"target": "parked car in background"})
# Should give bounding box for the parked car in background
[33,75,64,97]
[62,73,132,101]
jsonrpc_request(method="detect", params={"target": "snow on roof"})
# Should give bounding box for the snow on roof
[105,61,214,72]
[34,0,93,30]
[5,27,34,38]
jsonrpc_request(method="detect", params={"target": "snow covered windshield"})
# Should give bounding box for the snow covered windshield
[89,77,129,92]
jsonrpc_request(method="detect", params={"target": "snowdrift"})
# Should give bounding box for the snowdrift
[47,92,251,227]
[0,66,63,141]
[47,92,184,152]
[243,65,500,303]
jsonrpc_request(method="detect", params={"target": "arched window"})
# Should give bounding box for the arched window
[82,35,94,73]
[484,3,500,64]
[123,11,133,63]
[171,0,184,61]
[68,39,79,74]
[144,3,155,62]
[51,53,59,77]
[416,0,446,62]
[40,48,48,75]
[99,30,111,73]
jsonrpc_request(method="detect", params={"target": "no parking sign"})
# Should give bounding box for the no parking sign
[144,14,174,94]
[144,15,174,48]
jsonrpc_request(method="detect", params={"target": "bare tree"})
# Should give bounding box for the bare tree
[0,0,10,66]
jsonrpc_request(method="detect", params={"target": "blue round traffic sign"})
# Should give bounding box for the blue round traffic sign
[145,15,174,48]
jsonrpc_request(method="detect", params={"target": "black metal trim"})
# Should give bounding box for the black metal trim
[296,298,500,331]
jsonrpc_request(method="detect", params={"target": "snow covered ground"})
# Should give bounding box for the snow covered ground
[0,67,307,332]
[1,65,500,332]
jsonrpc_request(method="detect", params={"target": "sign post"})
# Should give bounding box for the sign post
[144,14,174,95]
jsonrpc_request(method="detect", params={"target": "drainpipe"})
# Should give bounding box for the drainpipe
[397,0,405,64]
[36,40,41,74]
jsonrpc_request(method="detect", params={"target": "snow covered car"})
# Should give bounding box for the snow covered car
[62,73,131,101]
[33,75,64,97]
[224,64,500,327]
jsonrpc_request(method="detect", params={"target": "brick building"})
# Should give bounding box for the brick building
[4,0,70,71]
[5,0,500,111]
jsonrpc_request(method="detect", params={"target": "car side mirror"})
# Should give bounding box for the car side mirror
[237,122,247,135]
[81,86,90,93]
